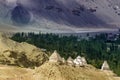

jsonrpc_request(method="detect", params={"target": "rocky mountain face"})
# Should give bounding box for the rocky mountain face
[0,0,120,32]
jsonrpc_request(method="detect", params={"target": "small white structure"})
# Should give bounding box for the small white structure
[81,57,87,65]
[73,56,83,67]
[101,61,110,70]
[67,57,74,66]
[74,56,87,67]
[49,50,62,63]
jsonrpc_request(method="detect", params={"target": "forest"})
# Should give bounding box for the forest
[11,32,120,76]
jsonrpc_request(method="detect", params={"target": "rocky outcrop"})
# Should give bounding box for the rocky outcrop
[11,5,31,25]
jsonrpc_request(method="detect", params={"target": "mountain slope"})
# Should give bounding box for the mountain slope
[0,0,120,32]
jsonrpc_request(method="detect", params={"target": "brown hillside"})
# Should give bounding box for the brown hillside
[0,62,120,80]
[34,62,118,80]
[0,33,48,67]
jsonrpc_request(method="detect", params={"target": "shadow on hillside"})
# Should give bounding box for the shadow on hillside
[14,0,112,28]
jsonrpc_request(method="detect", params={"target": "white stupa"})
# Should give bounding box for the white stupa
[49,50,62,63]
[73,56,83,67]
[81,57,87,65]
[67,57,74,66]
[101,61,110,70]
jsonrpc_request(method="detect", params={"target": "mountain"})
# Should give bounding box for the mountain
[0,0,120,32]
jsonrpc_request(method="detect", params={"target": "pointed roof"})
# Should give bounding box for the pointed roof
[49,50,62,62]
[67,57,74,65]
[76,56,81,59]
[101,61,110,70]
[67,57,73,62]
